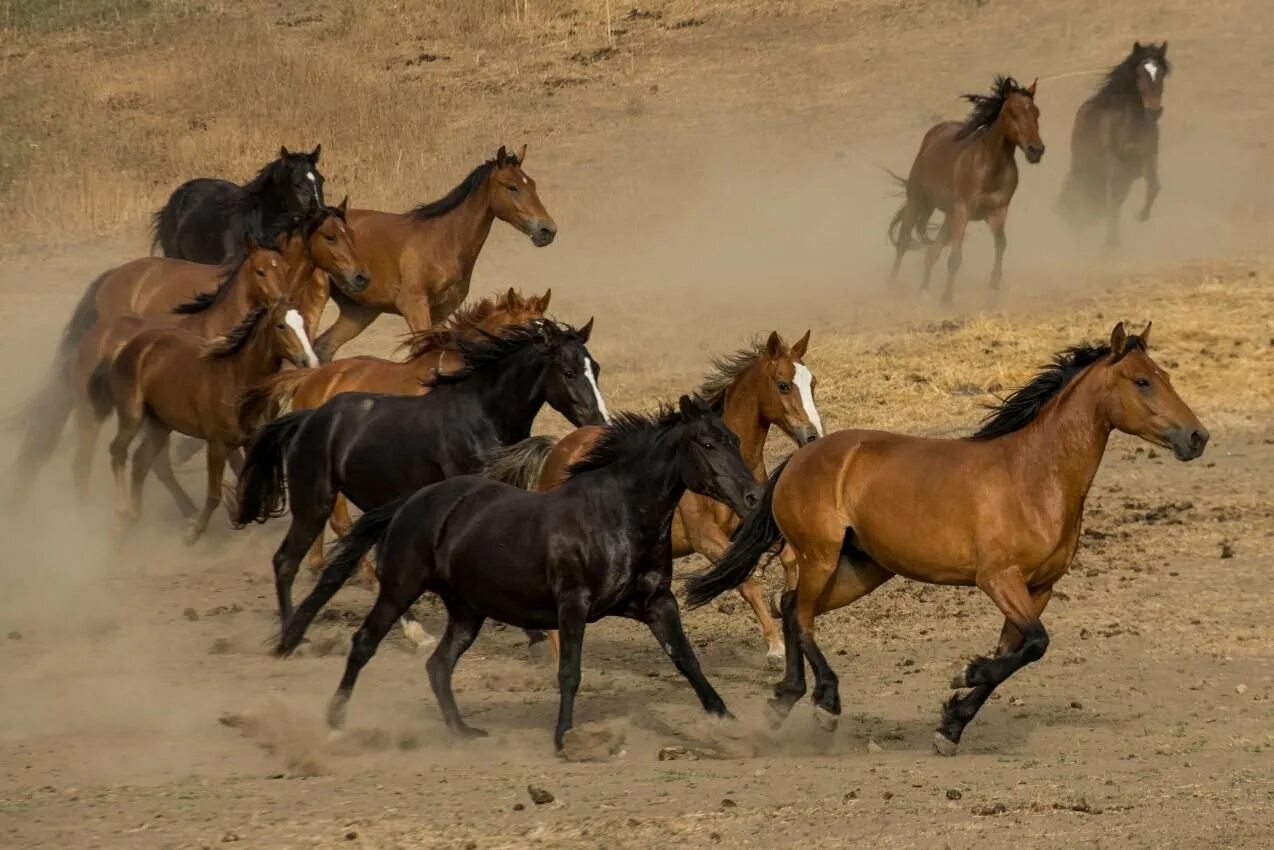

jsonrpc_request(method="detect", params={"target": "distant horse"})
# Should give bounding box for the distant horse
[686,323,1209,756]
[277,396,764,751]
[233,320,608,629]
[238,287,552,580]
[887,76,1044,303]
[484,330,822,667]
[152,146,325,264]
[312,145,557,361]
[1058,42,1170,250]
[103,298,318,544]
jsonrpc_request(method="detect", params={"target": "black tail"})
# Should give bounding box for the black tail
[85,360,115,422]
[275,496,408,656]
[480,435,556,490]
[684,460,788,608]
[233,410,311,526]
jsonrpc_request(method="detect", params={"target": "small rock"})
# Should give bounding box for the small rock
[845,789,859,800]
[1070,700,1083,709]
[720,798,736,808]
[7,631,20,641]
[221,832,240,843]
[973,802,1007,816]
[1220,541,1235,559]
[716,599,737,616]
[183,608,199,621]
[527,785,554,805]
[464,843,477,850]
[513,803,525,811]
[657,745,719,761]
[946,789,962,800]
[882,791,894,800]
[1008,696,1025,707]
[209,638,234,655]
[866,739,883,754]
[1235,684,1248,695]
[344,831,358,841]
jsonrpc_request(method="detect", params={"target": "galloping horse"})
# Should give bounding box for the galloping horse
[687,323,1208,755]
[152,146,325,264]
[312,145,556,362]
[277,397,764,752]
[484,331,822,667]
[1058,42,1170,250]
[104,298,318,543]
[233,321,608,629]
[887,76,1044,303]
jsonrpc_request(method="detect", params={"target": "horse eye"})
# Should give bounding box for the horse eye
[702,441,715,450]
[255,268,266,276]
[506,183,520,193]
[324,234,336,243]
[777,381,791,393]
[563,369,577,379]
[1135,377,1151,389]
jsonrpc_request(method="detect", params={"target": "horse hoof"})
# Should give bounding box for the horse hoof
[182,526,203,546]
[765,647,786,671]
[764,699,791,730]
[950,672,968,689]
[813,705,839,733]
[457,725,488,739]
[401,620,435,650]
[932,732,959,757]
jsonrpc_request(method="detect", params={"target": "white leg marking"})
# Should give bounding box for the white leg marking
[583,356,611,423]
[793,363,824,437]
[283,309,319,368]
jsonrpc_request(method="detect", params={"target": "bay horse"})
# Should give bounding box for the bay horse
[1057,42,1170,250]
[152,146,325,264]
[104,298,318,543]
[237,287,551,579]
[312,145,557,362]
[277,396,764,751]
[233,320,609,630]
[887,76,1044,303]
[484,331,822,667]
[686,323,1209,756]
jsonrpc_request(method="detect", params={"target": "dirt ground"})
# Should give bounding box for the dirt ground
[1,1,1273,848]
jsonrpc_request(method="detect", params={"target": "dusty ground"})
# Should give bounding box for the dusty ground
[1,0,1273,847]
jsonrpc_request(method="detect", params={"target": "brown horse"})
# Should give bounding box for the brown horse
[687,323,1209,756]
[485,331,822,667]
[312,145,556,361]
[1058,42,1170,250]
[887,76,1044,303]
[104,298,318,543]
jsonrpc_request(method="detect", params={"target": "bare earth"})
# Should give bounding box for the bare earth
[1,1,1272,848]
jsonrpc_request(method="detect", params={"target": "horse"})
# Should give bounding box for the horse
[233,320,608,631]
[103,298,318,544]
[1057,42,1170,250]
[312,145,557,362]
[276,396,764,751]
[237,287,552,580]
[686,323,1209,756]
[152,146,325,264]
[887,76,1044,304]
[484,330,822,667]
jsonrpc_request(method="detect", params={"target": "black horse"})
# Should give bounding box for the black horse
[152,146,325,264]
[1057,42,1170,250]
[277,396,763,750]
[234,320,609,627]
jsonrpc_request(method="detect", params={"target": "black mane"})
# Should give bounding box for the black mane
[566,406,683,478]
[171,255,247,314]
[956,75,1033,140]
[969,336,1146,440]
[410,151,519,220]
[422,320,576,387]
[1091,43,1170,105]
[202,306,267,358]
[699,342,765,413]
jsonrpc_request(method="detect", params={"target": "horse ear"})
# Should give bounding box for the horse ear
[765,331,784,358]
[790,330,811,359]
[1159,41,1168,56]
[1109,322,1128,356]
[1026,78,1037,97]
[502,286,517,307]
[279,145,291,159]
[336,195,349,215]
[678,394,699,420]
[516,144,527,164]
[1139,321,1152,348]
[309,144,322,163]
[577,317,594,343]
[1134,40,1143,51]
[537,288,552,312]
[244,233,260,253]
[496,145,508,165]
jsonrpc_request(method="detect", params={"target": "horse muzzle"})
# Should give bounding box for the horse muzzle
[1146,106,1164,122]
[736,481,765,514]
[793,425,820,447]
[1167,425,1210,461]
[338,272,371,296]
[528,221,557,247]
[1024,143,1045,164]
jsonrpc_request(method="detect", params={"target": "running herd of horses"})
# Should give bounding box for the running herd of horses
[10,42,1211,757]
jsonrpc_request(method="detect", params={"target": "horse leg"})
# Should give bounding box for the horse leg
[327,583,422,731]
[553,591,591,751]
[1137,154,1161,222]
[172,436,204,467]
[887,204,919,286]
[1104,170,1135,253]
[71,399,104,502]
[328,495,376,589]
[313,297,379,364]
[934,574,1052,756]
[642,588,730,718]
[184,441,228,545]
[125,418,169,526]
[940,204,970,305]
[425,597,488,738]
[987,207,1008,294]
[690,519,784,667]
[149,432,197,520]
[921,216,953,293]
[108,396,145,526]
[272,509,332,627]
[396,294,434,334]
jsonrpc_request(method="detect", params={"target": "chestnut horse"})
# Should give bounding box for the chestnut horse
[1058,42,1170,251]
[887,76,1044,303]
[687,323,1209,756]
[312,145,556,361]
[484,331,821,667]
[103,298,318,543]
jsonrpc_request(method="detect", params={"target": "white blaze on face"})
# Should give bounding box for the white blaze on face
[306,171,320,205]
[582,355,610,423]
[283,309,319,367]
[1143,60,1159,82]
[793,363,824,437]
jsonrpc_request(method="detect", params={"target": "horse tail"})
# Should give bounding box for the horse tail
[152,182,189,257]
[883,168,935,250]
[85,360,116,422]
[480,436,556,490]
[233,410,310,526]
[237,370,309,436]
[275,496,408,656]
[684,460,789,608]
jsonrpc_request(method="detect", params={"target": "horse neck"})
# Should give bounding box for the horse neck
[202,269,258,326]
[282,234,326,320]
[573,426,687,525]
[452,351,547,443]
[720,376,769,471]
[983,113,1020,163]
[409,179,496,278]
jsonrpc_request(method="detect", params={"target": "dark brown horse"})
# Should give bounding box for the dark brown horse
[313,145,556,361]
[687,323,1209,756]
[1058,42,1170,250]
[888,76,1044,303]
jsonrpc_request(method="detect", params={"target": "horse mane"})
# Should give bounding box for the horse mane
[171,255,247,314]
[565,405,683,478]
[410,151,519,220]
[699,342,766,412]
[969,336,1147,440]
[1090,44,1171,105]
[398,296,503,361]
[241,157,291,196]
[422,319,577,387]
[202,306,267,358]
[956,75,1033,140]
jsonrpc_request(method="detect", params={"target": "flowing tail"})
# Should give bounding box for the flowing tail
[684,460,788,608]
[237,370,310,435]
[275,496,408,656]
[233,410,311,526]
[480,435,556,490]
[884,168,935,251]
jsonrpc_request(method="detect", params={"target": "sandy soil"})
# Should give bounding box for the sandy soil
[1,0,1272,847]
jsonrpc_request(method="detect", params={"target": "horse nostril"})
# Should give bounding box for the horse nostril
[1190,428,1210,451]
[743,491,760,509]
